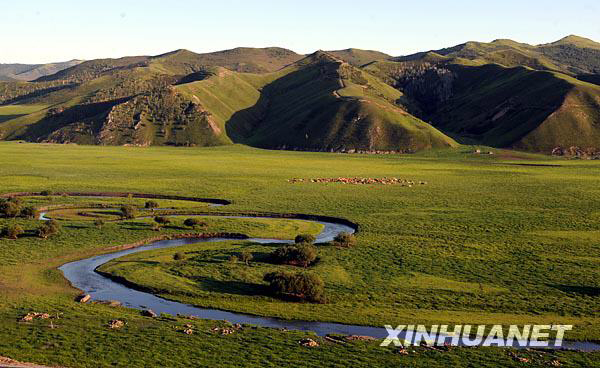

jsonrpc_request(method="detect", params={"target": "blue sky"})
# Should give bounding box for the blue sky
[3,0,599,63]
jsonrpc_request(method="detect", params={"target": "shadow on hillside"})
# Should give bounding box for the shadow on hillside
[432,64,574,147]
[224,62,339,147]
[0,114,28,124]
[18,97,130,141]
[553,284,600,296]
[1,84,77,105]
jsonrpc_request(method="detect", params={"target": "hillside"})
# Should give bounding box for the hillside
[0,49,455,151]
[0,60,82,81]
[1,36,599,153]
[177,51,455,151]
[366,56,600,152]
[327,49,391,66]
[396,35,600,77]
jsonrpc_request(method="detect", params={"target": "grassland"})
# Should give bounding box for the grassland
[0,142,599,367]
[0,104,48,124]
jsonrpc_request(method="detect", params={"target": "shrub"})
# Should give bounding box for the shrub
[263,271,325,303]
[145,200,159,209]
[120,205,137,219]
[271,243,317,267]
[173,252,185,261]
[94,219,105,228]
[40,190,54,196]
[295,234,316,244]
[154,216,171,225]
[7,197,23,206]
[184,218,206,229]
[20,206,38,219]
[4,224,24,239]
[38,220,60,239]
[333,232,357,248]
[0,199,21,218]
[240,250,253,265]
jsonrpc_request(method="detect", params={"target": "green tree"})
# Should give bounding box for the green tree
[271,243,317,267]
[20,206,38,219]
[263,271,325,303]
[0,199,22,218]
[154,216,171,226]
[120,205,137,219]
[38,220,60,239]
[145,200,159,209]
[333,232,357,248]
[184,218,206,229]
[4,224,24,239]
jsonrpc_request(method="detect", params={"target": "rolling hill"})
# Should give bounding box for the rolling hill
[0,60,83,81]
[395,35,600,77]
[366,50,600,152]
[1,36,599,154]
[177,51,455,151]
[0,48,456,151]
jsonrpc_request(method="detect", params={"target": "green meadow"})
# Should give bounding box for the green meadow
[0,141,599,367]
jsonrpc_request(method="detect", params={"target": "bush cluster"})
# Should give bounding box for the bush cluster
[263,271,325,303]
[294,234,316,244]
[153,216,171,225]
[0,197,37,219]
[271,243,317,268]
[120,205,137,219]
[145,200,159,209]
[332,232,357,248]
[37,220,61,239]
[1,224,24,239]
[184,218,206,229]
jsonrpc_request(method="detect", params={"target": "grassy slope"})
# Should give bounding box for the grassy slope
[513,73,600,151]
[175,67,291,141]
[11,60,84,81]
[149,47,303,74]
[396,35,600,76]
[366,58,600,151]
[0,105,49,124]
[327,49,391,66]
[1,39,598,152]
[177,53,456,151]
[435,64,600,150]
[0,71,148,139]
[0,143,599,366]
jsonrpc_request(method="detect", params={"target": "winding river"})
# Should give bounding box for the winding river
[22,192,596,351]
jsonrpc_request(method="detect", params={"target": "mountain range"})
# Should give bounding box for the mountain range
[1,35,599,154]
[0,60,83,81]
